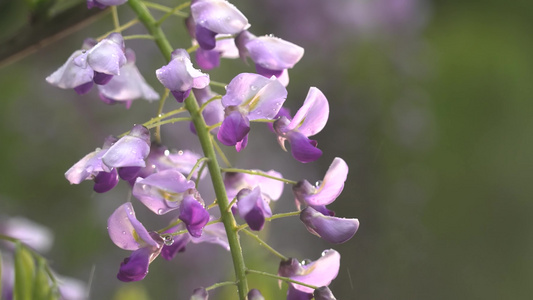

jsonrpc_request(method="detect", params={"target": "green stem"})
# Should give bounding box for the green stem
[187,157,209,181]
[143,1,189,18]
[206,281,237,292]
[145,117,191,129]
[155,2,191,25]
[236,211,301,232]
[241,229,288,261]
[97,18,139,41]
[123,34,155,40]
[246,269,319,290]
[221,168,298,185]
[111,6,120,30]
[154,89,170,143]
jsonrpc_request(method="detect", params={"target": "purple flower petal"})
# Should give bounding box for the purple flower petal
[313,286,337,300]
[248,289,265,300]
[93,169,119,193]
[286,249,341,294]
[300,207,359,244]
[190,287,208,300]
[217,110,250,146]
[102,125,150,169]
[156,49,209,96]
[46,50,94,89]
[189,220,229,250]
[86,33,126,75]
[93,71,113,85]
[254,63,284,78]
[107,202,159,250]
[287,87,329,137]
[287,131,323,163]
[195,25,218,50]
[235,133,248,152]
[245,35,304,71]
[65,148,107,184]
[117,247,152,282]
[287,285,313,300]
[133,169,195,215]
[222,73,287,120]
[74,81,94,95]
[179,194,210,237]
[195,47,221,69]
[191,0,249,34]
[301,157,348,206]
[237,187,272,231]
[118,166,142,181]
[161,233,190,261]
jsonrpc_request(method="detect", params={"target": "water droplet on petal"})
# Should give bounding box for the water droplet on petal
[162,235,174,246]
[122,231,126,235]
[321,249,330,256]
[315,180,323,188]
[250,85,257,91]
[178,150,184,155]
[301,259,312,265]
[164,150,170,157]
[157,208,164,214]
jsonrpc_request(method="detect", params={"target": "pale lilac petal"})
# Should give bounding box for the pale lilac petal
[133,169,195,215]
[237,187,272,231]
[156,49,209,93]
[314,286,337,300]
[223,170,283,201]
[195,47,221,70]
[190,221,229,250]
[235,133,248,152]
[98,50,159,102]
[217,110,250,146]
[190,287,208,300]
[215,34,239,58]
[257,170,284,201]
[93,169,119,193]
[86,33,126,75]
[102,125,150,169]
[65,148,106,184]
[222,73,287,120]
[1,217,53,253]
[287,131,322,163]
[46,50,94,89]
[300,207,359,244]
[287,87,329,137]
[166,150,206,180]
[304,158,348,206]
[290,250,341,293]
[248,289,265,300]
[107,202,159,250]
[191,0,249,34]
[245,36,304,71]
[179,195,210,237]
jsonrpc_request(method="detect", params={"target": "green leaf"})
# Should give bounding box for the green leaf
[32,258,51,300]
[14,242,35,300]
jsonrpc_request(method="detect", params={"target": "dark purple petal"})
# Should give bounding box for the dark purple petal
[235,133,248,152]
[190,287,208,300]
[87,0,107,9]
[287,286,313,300]
[93,71,113,85]
[268,107,291,132]
[217,110,250,146]
[247,289,265,300]
[235,30,255,62]
[179,195,210,238]
[195,25,218,50]
[93,169,119,193]
[117,247,152,282]
[74,81,94,95]
[287,131,322,163]
[161,234,190,261]
[255,63,283,78]
[98,92,118,105]
[171,89,191,103]
[195,47,221,70]
[237,187,272,231]
[300,207,359,244]
[118,166,141,181]
[313,286,337,300]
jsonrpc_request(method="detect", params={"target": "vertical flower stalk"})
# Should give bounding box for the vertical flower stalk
[127,0,249,298]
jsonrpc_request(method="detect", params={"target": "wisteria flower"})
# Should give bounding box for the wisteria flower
[300,206,359,244]
[178,192,210,237]
[98,48,159,107]
[190,287,208,300]
[293,157,348,208]
[278,249,340,297]
[274,87,329,163]
[195,34,240,70]
[192,87,224,134]
[161,220,229,261]
[224,169,284,202]
[236,187,272,231]
[236,31,304,83]
[101,124,151,171]
[247,289,265,300]
[46,33,127,95]
[132,169,195,215]
[108,202,164,282]
[156,49,210,102]
[87,0,127,9]
[217,73,287,150]
[65,136,120,193]
[313,286,337,300]
[190,0,249,50]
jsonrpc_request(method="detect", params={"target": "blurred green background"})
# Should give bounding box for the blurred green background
[1,0,533,299]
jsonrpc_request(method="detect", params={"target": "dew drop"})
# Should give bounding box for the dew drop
[164,149,170,156]
[162,235,174,246]
[157,208,164,214]
[315,180,323,188]
[321,249,330,256]
[121,231,126,235]
[177,150,184,155]
[250,85,257,91]
[301,259,312,265]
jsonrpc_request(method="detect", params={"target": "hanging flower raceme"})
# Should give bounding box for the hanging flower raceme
[273,87,329,163]
[217,73,287,151]
[108,203,164,282]
[65,136,119,193]
[293,157,359,244]
[278,249,340,299]
[87,0,127,9]
[236,31,304,85]
[97,48,159,108]
[46,33,127,95]
[190,0,250,51]
[156,49,210,102]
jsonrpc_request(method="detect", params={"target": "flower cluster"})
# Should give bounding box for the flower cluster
[48,0,359,298]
